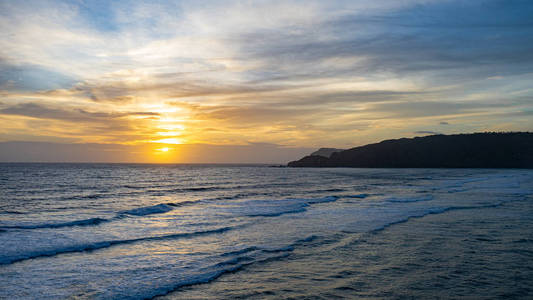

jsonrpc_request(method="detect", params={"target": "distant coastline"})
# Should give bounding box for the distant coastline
[288,132,533,168]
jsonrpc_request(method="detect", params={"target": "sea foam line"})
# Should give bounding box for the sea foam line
[0,225,240,265]
[148,247,298,299]
[0,217,109,230]
[0,203,184,231]
[0,195,339,231]
[145,234,324,299]
[370,202,506,234]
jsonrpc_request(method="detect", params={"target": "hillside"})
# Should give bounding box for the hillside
[310,148,345,158]
[288,132,533,168]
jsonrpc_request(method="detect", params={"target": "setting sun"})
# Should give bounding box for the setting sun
[157,147,170,152]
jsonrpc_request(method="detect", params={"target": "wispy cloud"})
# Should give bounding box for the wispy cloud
[0,102,159,121]
[414,131,442,135]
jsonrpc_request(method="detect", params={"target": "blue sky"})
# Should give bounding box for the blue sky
[0,0,532,162]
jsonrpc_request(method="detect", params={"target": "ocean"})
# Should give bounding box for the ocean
[0,164,532,299]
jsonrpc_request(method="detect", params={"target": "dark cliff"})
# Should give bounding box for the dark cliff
[288,132,533,168]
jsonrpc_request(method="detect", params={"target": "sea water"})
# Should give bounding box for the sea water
[0,164,532,299]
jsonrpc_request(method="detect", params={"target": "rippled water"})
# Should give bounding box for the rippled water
[0,164,532,299]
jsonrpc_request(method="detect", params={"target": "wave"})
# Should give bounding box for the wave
[0,210,25,214]
[0,225,239,265]
[385,194,434,203]
[54,184,230,202]
[0,203,182,231]
[447,188,467,193]
[180,187,220,192]
[306,196,338,204]
[146,235,340,299]
[146,186,222,194]
[148,248,294,299]
[0,195,336,265]
[245,207,307,217]
[342,193,369,199]
[0,196,517,298]
[0,217,109,230]
[57,193,111,201]
[236,196,338,218]
[166,200,203,207]
[214,255,255,268]
[318,188,346,192]
[295,235,319,244]
[119,203,174,216]
[370,202,505,234]
[220,246,259,257]
[150,255,292,299]
[0,195,336,232]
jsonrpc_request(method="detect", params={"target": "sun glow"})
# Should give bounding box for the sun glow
[152,145,178,163]
[152,138,183,144]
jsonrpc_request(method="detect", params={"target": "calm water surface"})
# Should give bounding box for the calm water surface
[0,164,532,299]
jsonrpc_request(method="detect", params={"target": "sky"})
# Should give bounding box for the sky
[0,0,532,163]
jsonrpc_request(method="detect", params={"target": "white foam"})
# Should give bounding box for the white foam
[120,203,174,216]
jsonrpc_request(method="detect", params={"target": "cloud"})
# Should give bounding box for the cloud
[414,130,442,135]
[231,0,533,88]
[72,78,303,103]
[1,0,533,155]
[0,102,162,144]
[0,102,159,122]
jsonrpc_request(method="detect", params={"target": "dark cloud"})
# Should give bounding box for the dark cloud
[236,1,533,85]
[0,103,160,143]
[414,131,442,135]
[0,102,159,122]
[440,121,449,125]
